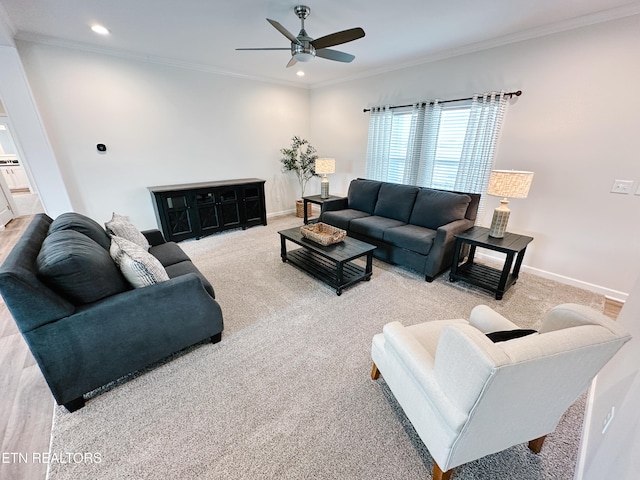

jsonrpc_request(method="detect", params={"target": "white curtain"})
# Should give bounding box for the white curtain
[365,106,392,180]
[454,91,508,194]
[365,91,508,215]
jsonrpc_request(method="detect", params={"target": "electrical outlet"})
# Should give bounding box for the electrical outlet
[601,406,615,434]
[611,180,634,194]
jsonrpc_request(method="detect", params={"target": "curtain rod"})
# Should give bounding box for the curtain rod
[362,90,522,113]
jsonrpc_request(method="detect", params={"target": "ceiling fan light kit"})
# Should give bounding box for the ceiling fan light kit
[236,5,365,68]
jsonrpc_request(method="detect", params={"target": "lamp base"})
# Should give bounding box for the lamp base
[488,200,510,238]
[320,178,330,199]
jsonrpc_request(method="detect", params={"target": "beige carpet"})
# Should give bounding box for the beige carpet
[47,215,602,479]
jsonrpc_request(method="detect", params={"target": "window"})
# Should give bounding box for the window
[366,92,508,203]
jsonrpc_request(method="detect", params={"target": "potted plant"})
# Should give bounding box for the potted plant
[280,136,319,217]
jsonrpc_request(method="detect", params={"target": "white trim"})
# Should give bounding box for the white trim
[574,377,598,480]
[476,252,630,301]
[14,34,308,90]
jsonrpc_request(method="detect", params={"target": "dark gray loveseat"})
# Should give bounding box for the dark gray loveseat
[0,213,223,412]
[320,179,480,281]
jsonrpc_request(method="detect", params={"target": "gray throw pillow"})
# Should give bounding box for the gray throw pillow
[104,213,150,250]
[49,212,112,250]
[110,236,169,288]
[37,230,129,304]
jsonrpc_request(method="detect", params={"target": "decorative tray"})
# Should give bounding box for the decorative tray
[300,223,347,246]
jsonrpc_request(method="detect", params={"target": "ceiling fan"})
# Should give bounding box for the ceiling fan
[236,5,365,68]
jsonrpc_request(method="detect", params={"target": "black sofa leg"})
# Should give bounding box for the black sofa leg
[425,275,434,282]
[211,332,222,344]
[63,396,86,412]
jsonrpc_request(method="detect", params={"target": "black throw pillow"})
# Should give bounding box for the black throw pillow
[486,329,537,343]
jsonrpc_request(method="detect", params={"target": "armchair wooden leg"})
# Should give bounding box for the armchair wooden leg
[528,435,547,454]
[371,363,380,380]
[433,462,453,480]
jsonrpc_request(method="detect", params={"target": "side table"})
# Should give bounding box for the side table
[449,226,533,300]
[302,195,346,225]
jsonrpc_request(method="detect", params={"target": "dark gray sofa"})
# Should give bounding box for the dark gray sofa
[0,213,223,412]
[320,179,480,281]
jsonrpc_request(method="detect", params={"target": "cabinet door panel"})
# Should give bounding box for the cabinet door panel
[217,188,240,227]
[163,193,196,241]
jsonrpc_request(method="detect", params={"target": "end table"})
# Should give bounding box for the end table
[449,226,533,300]
[302,194,346,225]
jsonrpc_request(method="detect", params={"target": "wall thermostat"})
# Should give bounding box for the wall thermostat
[97,143,107,152]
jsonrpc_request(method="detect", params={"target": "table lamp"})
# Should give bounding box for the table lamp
[486,170,534,238]
[315,158,335,199]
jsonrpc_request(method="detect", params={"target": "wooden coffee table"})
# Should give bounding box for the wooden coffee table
[278,226,376,295]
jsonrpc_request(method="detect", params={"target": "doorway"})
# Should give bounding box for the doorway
[0,118,44,225]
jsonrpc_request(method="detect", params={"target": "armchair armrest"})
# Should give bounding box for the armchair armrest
[382,321,468,431]
[469,305,520,333]
[142,229,166,246]
[320,197,349,213]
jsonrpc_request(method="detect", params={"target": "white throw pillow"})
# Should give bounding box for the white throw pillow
[105,212,150,250]
[110,235,169,288]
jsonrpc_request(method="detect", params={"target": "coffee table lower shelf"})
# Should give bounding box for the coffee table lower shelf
[284,248,370,296]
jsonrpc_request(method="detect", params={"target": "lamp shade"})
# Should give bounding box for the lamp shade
[487,170,534,199]
[315,158,335,175]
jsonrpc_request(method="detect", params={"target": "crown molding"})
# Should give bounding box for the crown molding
[310,3,640,89]
[12,2,640,91]
[14,32,309,90]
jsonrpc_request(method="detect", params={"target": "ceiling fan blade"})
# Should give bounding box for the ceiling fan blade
[315,48,355,63]
[236,48,291,51]
[267,18,302,45]
[286,56,298,68]
[311,27,365,50]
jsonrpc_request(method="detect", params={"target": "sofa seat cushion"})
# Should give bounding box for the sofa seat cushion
[149,242,191,267]
[374,183,420,223]
[350,216,406,241]
[164,261,215,299]
[383,224,437,255]
[409,189,472,230]
[110,236,169,288]
[321,209,371,230]
[347,179,382,214]
[49,212,112,251]
[37,230,129,305]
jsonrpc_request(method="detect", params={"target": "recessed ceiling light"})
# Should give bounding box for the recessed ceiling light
[296,70,305,77]
[91,25,110,35]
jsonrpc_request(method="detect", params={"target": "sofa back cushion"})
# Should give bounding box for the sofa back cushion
[409,189,472,229]
[37,230,129,305]
[374,183,420,223]
[348,179,382,214]
[49,212,112,250]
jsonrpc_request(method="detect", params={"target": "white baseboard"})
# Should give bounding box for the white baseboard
[475,252,629,301]
[267,209,295,218]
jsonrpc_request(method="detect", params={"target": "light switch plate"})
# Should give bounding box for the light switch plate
[611,180,633,194]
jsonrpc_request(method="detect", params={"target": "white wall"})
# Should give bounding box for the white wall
[17,41,311,229]
[310,14,640,296]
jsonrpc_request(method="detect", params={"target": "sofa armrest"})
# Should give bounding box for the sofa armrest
[142,229,166,246]
[320,197,349,213]
[26,272,223,405]
[423,219,474,280]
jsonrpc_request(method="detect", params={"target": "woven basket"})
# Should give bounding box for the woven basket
[300,222,347,246]
[295,200,313,218]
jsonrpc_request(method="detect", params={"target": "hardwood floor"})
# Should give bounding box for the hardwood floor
[1,216,52,480]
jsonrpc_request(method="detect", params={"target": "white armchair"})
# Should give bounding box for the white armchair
[371,304,631,480]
